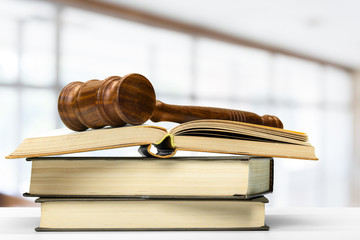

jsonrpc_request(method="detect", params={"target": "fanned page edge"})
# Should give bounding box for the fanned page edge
[170,119,308,141]
[6,125,168,159]
[170,119,307,133]
[172,135,318,160]
[174,147,318,160]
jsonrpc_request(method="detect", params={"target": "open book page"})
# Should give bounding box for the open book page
[169,120,309,145]
[6,125,168,159]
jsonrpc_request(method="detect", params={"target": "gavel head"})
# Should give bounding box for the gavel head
[261,114,283,129]
[58,73,156,131]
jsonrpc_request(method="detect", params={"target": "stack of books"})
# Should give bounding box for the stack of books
[7,119,317,231]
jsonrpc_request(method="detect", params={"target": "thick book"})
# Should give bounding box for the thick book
[25,156,273,197]
[34,196,269,231]
[6,119,317,160]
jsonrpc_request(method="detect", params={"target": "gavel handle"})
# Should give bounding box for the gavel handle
[150,100,283,128]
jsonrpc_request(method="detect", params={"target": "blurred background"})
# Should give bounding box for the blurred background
[0,0,359,207]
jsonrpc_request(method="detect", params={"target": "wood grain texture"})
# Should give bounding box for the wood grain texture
[151,101,283,128]
[58,73,157,131]
[58,73,283,131]
[115,73,156,125]
[58,81,88,131]
[97,76,126,127]
[76,79,106,129]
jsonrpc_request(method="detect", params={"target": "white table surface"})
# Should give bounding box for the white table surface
[0,207,359,240]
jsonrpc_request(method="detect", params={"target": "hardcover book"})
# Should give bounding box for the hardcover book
[35,196,269,231]
[25,156,273,197]
[6,119,317,160]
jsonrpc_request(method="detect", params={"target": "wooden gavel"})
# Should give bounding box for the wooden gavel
[58,73,283,131]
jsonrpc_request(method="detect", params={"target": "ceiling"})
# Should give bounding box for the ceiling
[98,0,360,70]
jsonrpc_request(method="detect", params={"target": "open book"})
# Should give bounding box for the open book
[6,119,317,160]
